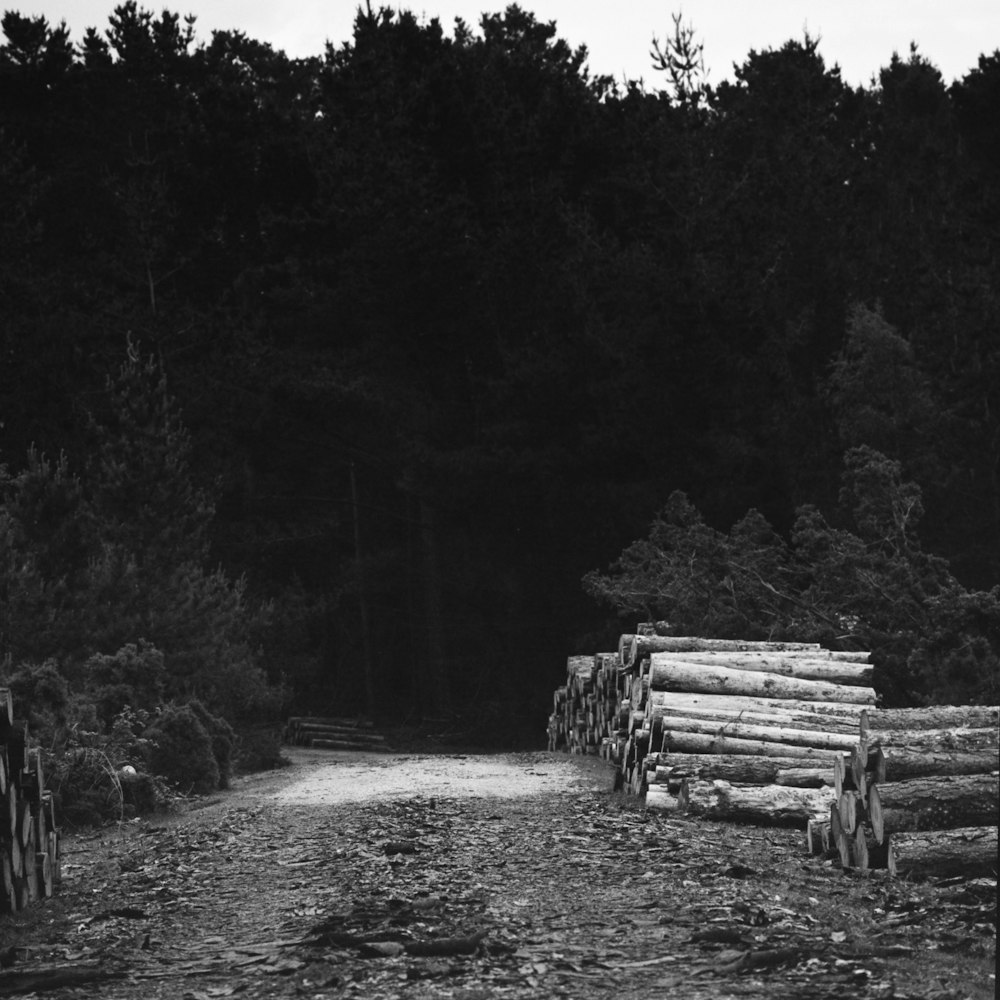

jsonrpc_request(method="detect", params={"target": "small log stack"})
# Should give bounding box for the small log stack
[1,688,62,913]
[810,707,999,880]
[549,626,999,879]
[283,717,391,752]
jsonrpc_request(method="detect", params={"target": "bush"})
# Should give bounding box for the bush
[2,658,71,746]
[85,640,166,726]
[235,723,290,772]
[185,699,236,788]
[45,706,170,826]
[145,703,220,795]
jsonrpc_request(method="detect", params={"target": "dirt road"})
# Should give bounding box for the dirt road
[271,747,614,804]
[1,749,994,999]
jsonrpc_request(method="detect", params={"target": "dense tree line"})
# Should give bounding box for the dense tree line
[1,4,997,740]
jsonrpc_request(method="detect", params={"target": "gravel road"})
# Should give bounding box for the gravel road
[270,747,615,804]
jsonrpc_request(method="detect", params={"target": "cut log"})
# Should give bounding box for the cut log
[887,827,998,880]
[852,827,890,870]
[3,782,16,840]
[837,790,866,834]
[868,773,999,844]
[807,818,830,855]
[648,655,876,704]
[678,779,834,827]
[645,690,864,719]
[861,727,998,763]
[0,687,13,726]
[651,714,858,751]
[833,753,868,798]
[307,739,391,752]
[860,705,998,736]
[286,716,375,729]
[644,784,681,810]
[295,726,387,744]
[774,767,836,789]
[629,636,824,667]
[661,730,845,761]
[866,746,999,784]
[829,802,851,868]
[645,702,862,735]
[617,634,637,666]
[657,651,873,686]
[649,752,843,786]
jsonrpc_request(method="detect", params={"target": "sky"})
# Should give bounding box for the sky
[15,1,1000,87]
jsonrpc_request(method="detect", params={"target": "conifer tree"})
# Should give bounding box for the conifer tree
[85,342,268,714]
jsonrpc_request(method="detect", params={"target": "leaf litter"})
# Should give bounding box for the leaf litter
[0,748,994,999]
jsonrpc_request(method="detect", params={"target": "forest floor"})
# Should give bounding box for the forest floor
[0,747,995,999]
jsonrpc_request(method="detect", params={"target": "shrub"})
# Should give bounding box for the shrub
[145,703,220,794]
[85,640,166,726]
[235,723,290,772]
[45,706,170,826]
[185,699,236,789]
[3,658,71,747]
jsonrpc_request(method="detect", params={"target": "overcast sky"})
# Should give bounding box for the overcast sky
[15,1,1000,87]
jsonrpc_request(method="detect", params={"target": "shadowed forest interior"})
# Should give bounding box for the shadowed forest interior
[1,4,998,749]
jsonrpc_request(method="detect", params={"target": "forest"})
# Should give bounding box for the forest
[0,3,998,771]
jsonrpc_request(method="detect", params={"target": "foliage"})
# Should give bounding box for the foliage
[0,5,997,729]
[235,723,290,772]
[2,657,71,745]
[144,702,220,795]
[185,698,237,789]
[0,344,276,723]
[85,640,167,727]
[45,705,172,826]
[585,447,1000,705]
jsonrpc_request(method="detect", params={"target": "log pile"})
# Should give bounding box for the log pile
[811,706,999,879]
[548,626,999,878]
[1,688,62,913]
[284,717,391,752]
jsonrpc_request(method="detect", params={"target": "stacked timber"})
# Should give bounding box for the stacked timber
[621,635,875,810]
[809,706,999,879]
[547,653,624,755]
[549,627,875,820]
[1,688,61,913]
[550,627,999,878]
[284,717,391,752]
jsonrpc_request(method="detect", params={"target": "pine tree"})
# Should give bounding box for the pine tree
[85,342,269,714]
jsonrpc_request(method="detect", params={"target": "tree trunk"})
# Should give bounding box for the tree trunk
[660,729,844,761]
[868,773,999,844]
[887,827,998,879]
[866,746,1000,784]
[860,705,998,736]
[651,714,858,751]
[418,498,451,716]
[861,727,998,763]
[648,655,876,704]
[349,461,376,717]
[678,779,834,827]
[656,651,873,686]
[649,752,841,786]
